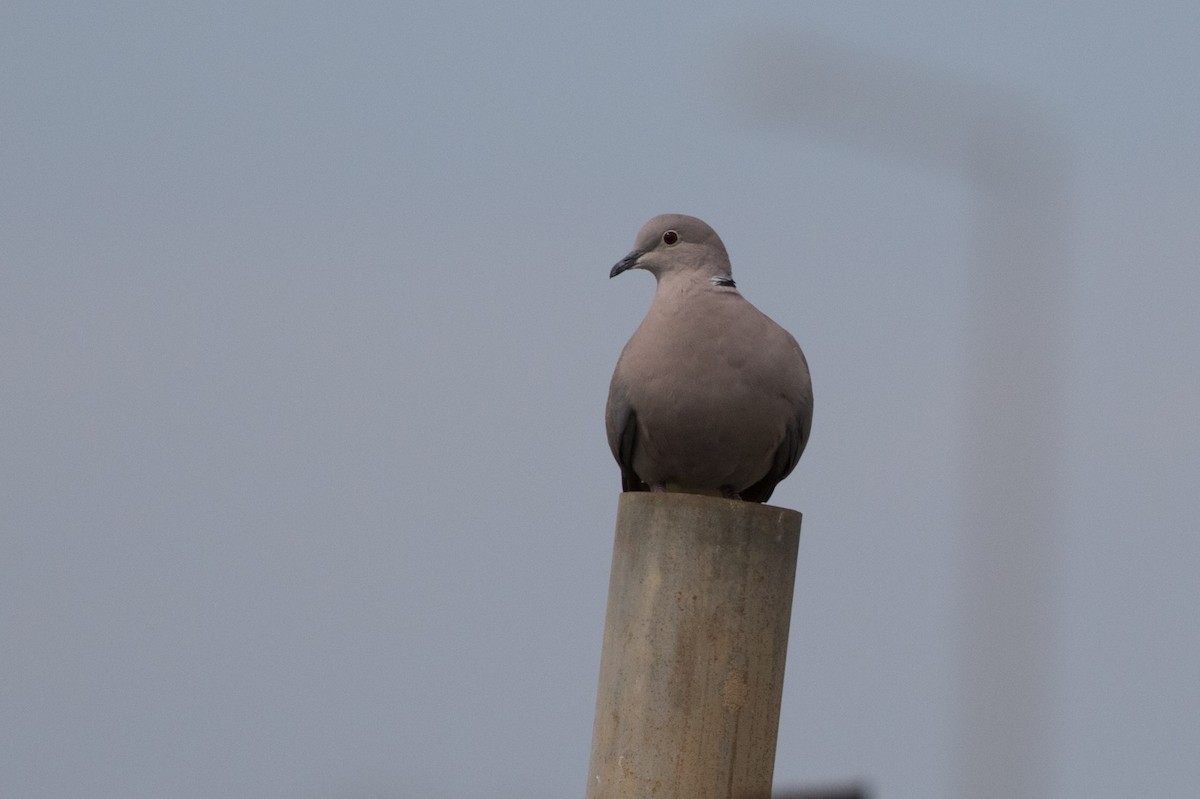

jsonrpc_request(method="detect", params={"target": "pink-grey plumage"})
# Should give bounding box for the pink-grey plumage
[606,214,813,503]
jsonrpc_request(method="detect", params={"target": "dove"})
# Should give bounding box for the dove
[606,214,812,503]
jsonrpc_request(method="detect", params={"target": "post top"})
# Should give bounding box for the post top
[616,490,802,530]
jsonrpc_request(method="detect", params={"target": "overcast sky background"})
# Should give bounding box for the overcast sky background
[3,3,1198,798]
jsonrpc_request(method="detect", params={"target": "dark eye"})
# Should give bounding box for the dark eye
[662,230,679,245]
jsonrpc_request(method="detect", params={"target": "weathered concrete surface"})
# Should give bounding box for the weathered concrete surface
[586,492,802,799]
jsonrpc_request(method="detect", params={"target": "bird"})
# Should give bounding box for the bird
[605,214,813,503]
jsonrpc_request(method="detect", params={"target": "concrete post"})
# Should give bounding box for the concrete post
[586,492,802,799]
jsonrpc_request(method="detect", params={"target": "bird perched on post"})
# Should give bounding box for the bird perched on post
[606,214,813,503]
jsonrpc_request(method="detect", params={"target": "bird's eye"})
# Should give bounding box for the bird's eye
[663,230,679,245]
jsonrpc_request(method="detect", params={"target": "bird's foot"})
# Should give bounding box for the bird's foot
[720,485,742,501]
[650,482,668,493]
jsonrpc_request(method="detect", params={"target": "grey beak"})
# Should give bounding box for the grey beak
[610,250,643,279]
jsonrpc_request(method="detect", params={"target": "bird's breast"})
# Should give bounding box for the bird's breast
[615,301,802,489]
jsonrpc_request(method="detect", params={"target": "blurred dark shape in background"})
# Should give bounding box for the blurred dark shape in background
[728,34,1069,798]
[774,784,870,799]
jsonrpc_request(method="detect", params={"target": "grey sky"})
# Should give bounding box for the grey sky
[3,3,1198,798]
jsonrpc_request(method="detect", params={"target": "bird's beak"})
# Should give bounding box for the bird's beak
[610,250,643,279]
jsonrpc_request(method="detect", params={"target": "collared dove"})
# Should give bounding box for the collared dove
[606,214,812,503]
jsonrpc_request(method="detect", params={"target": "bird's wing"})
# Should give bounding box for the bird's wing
[605,381,648,493]
[740,397,812,503]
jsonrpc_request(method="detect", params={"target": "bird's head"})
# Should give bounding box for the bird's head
[610,214,733,284]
